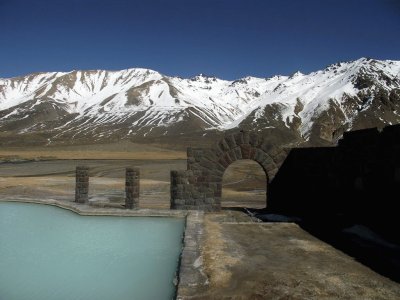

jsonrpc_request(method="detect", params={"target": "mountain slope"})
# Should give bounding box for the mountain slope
[0,58,399,147]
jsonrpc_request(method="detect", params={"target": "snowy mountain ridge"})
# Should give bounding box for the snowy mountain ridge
[0,57,399,146]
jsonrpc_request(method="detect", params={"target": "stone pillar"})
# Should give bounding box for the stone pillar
[75,166,89,203]
[170,170,180,209]
[125,167,140,209]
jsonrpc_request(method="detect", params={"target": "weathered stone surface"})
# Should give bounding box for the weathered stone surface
[242,130,250,144]
[271,148,288,162]
[75,166,89,204]
[218,138,230,152]
[233,131,244,145]
[218,156,229,168]
[223,152,233,165]
[125,167,140,209]
[249,146,257,160]
[233,146,242,160]
[249,132,260,147]
[240,144,252,159]
[228,149,237,161]
[224,134,237,149]
[260,141,278,155]
[170,130,278,211]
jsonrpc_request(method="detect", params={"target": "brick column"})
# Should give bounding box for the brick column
[75,166,89,203]
[125,167,140,209]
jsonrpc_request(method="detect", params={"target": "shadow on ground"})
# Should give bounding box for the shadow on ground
[250,207,400,284]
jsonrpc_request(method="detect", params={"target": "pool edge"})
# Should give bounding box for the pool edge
[0,198,187,218]
[0,198,207,299]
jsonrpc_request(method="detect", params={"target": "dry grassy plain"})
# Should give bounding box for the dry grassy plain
[0,141,186,160]
[0,142,267,209]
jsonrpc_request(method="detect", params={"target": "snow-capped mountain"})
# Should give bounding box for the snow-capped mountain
[0,58,399,147]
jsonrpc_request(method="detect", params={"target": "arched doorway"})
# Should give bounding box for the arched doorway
[221,159,267,209]
[170,131,288,211]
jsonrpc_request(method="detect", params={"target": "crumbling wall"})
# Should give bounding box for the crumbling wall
[170,130,288,211]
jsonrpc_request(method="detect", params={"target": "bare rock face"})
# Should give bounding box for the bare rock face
[0,58,399,147]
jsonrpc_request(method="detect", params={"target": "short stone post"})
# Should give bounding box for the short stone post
[75,166,89,203]
[170,170,179,209]
[125,167,140,209]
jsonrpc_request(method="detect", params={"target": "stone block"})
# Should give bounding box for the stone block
[272,152,288,168]
[125,167,140,209]
[233,146,242,160]
[254,148,265,163]
[215,161,226,173]
[211,168,224,178]
[218,138,230,152]
[214,188,222,197]
[225,134,237,149]
[187,147,193,158]
[240,144,251,159]
[234,131,244,145]
[261,163,276,177]
[249,147,256,159]
[228,149,238,161]
[75,182,87,189]
[174,199,186,205]
[209,175,222,182]
[75,166,89,204]
[260,141,274,153]
[249,132,260,147]
[242,130,250,144]
[199,159,216,170]
[218,156,229,168]
[204,198,215,204]
[268,168,279,180]
[223,152,233,165]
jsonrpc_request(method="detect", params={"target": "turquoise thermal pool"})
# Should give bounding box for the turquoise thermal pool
[0,202,185,300]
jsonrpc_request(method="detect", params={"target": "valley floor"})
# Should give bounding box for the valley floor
[0,156,268,209]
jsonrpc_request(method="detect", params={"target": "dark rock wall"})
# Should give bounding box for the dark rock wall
[269,124,400,240]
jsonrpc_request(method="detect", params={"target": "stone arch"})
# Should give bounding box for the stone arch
[220,159,268,209]
[171,130,288,211]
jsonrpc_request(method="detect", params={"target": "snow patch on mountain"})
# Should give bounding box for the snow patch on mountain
[0,57,400,144]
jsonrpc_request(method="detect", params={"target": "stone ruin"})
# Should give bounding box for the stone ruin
[74,166,140,209]
[170,130,289,211]
[169,123,400,229]
[73,123,400,237]
[125,167,140,209]
[75,166,89,204]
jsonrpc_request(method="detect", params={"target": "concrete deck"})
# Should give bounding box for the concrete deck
[177,210,400,299]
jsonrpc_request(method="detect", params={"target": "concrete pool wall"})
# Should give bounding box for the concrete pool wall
[0,198,205,300]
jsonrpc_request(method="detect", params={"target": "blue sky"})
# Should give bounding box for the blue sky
[1,0,399,79]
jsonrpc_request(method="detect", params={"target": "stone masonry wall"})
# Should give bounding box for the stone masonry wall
[170,130,289,211]
[75,166,89,203]
[171,124,400,215]
[125,167,140,209]
[269,124,400,241]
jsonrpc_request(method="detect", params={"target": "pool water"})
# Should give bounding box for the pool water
[0,202,185,300]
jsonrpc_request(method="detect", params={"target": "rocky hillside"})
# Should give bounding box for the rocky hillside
[0,58,399,147]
